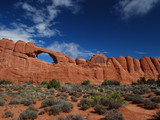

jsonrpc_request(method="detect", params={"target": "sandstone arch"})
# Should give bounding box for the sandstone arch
[0,39,160,84]
[36,50,58,64]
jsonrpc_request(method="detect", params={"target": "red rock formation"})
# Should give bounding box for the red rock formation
[0,38,159,84]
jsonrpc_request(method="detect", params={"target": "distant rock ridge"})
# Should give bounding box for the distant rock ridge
[0,38,160,84]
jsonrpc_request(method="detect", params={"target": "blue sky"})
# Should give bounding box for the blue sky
[0,0,160,63]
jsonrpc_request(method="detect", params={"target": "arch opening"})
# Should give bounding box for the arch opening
[37,53,57,64]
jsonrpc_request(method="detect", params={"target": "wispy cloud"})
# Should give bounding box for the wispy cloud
[157,56,160,60]
[135,51,147,55]
[46,41,109,59]
[115,0,160,20]
[0,0,82,44]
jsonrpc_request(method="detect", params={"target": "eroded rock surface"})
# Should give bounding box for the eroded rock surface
[0,39,160,84]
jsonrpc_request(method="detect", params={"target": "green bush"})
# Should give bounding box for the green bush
[41,81,48,85]
[86,95,108,107]
[137,77,147,84]
[94,104,106,115]
[79,98,90,111]
[102,80,120,86]
[155,90,160,95]
[0,99,5,106]
[0,80,12,85]
[104,109,124,120]
[153,111,160,120]
[106,91,126,109]
[65,82,72,85]
[147,79,156,84]
[157,79,160,86]
[3,111,14,118]
[47,79,60,89]
[82,80,90,85]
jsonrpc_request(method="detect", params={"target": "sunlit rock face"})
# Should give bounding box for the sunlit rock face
[0,38,160,84]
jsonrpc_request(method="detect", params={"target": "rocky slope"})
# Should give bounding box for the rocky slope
[0,39,159,84]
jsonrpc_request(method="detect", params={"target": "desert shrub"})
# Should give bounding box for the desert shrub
[133,86,151,95]
[132,82,137,85]
[155,90,160,95]
[25,81,32,85]
[79,98,90,111]
[72,92,82,98]
[41,98,55,107]
[147,79,156,84]
[102,80,120,86]
[143,100,159,109]
[81,104,90,111]
[44,99,73,114]
[104,109,124,120]
[0,99,5,106]
[41,81,48,85]
[56,93,68,98]
[38,110,45,115]
[153,111,160,120]
[151,97,160,103]
[49,105,62,115]
[146,94,153,98]
[86,95,108,107]
[55,116,65,120]
[123,94,135,101]
[47,88,55,95]
[3,111,14,118]
[20,98,36,106]
[19,110,38,120]
[157,79,160,86]
[26,105,38,112]
[94,104,106,115]
[61,101,73,113]
[132,95,145,104]
[137,77,147,84]
[71,96,78,102]
[47,79,60,89]
[9,98,20,105]
[66,114,85,120]
[83,94,90,98]
[65,82,72,85]
[106,91,125,109]
[0,80,12,85]
[82,80,90,85]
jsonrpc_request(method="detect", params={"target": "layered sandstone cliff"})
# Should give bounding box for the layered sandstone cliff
[0,39,159,84]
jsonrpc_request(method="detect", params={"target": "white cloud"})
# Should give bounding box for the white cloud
[135,51,147,55]
[116,0,160,19]
[0,25,34,43]
[0,0,82,44]
[46,41,109,59]
[53,0,73,7]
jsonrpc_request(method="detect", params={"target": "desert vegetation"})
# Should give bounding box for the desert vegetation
[0,76,160,120]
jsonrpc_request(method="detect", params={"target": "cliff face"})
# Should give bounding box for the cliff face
[0,39,160,84]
